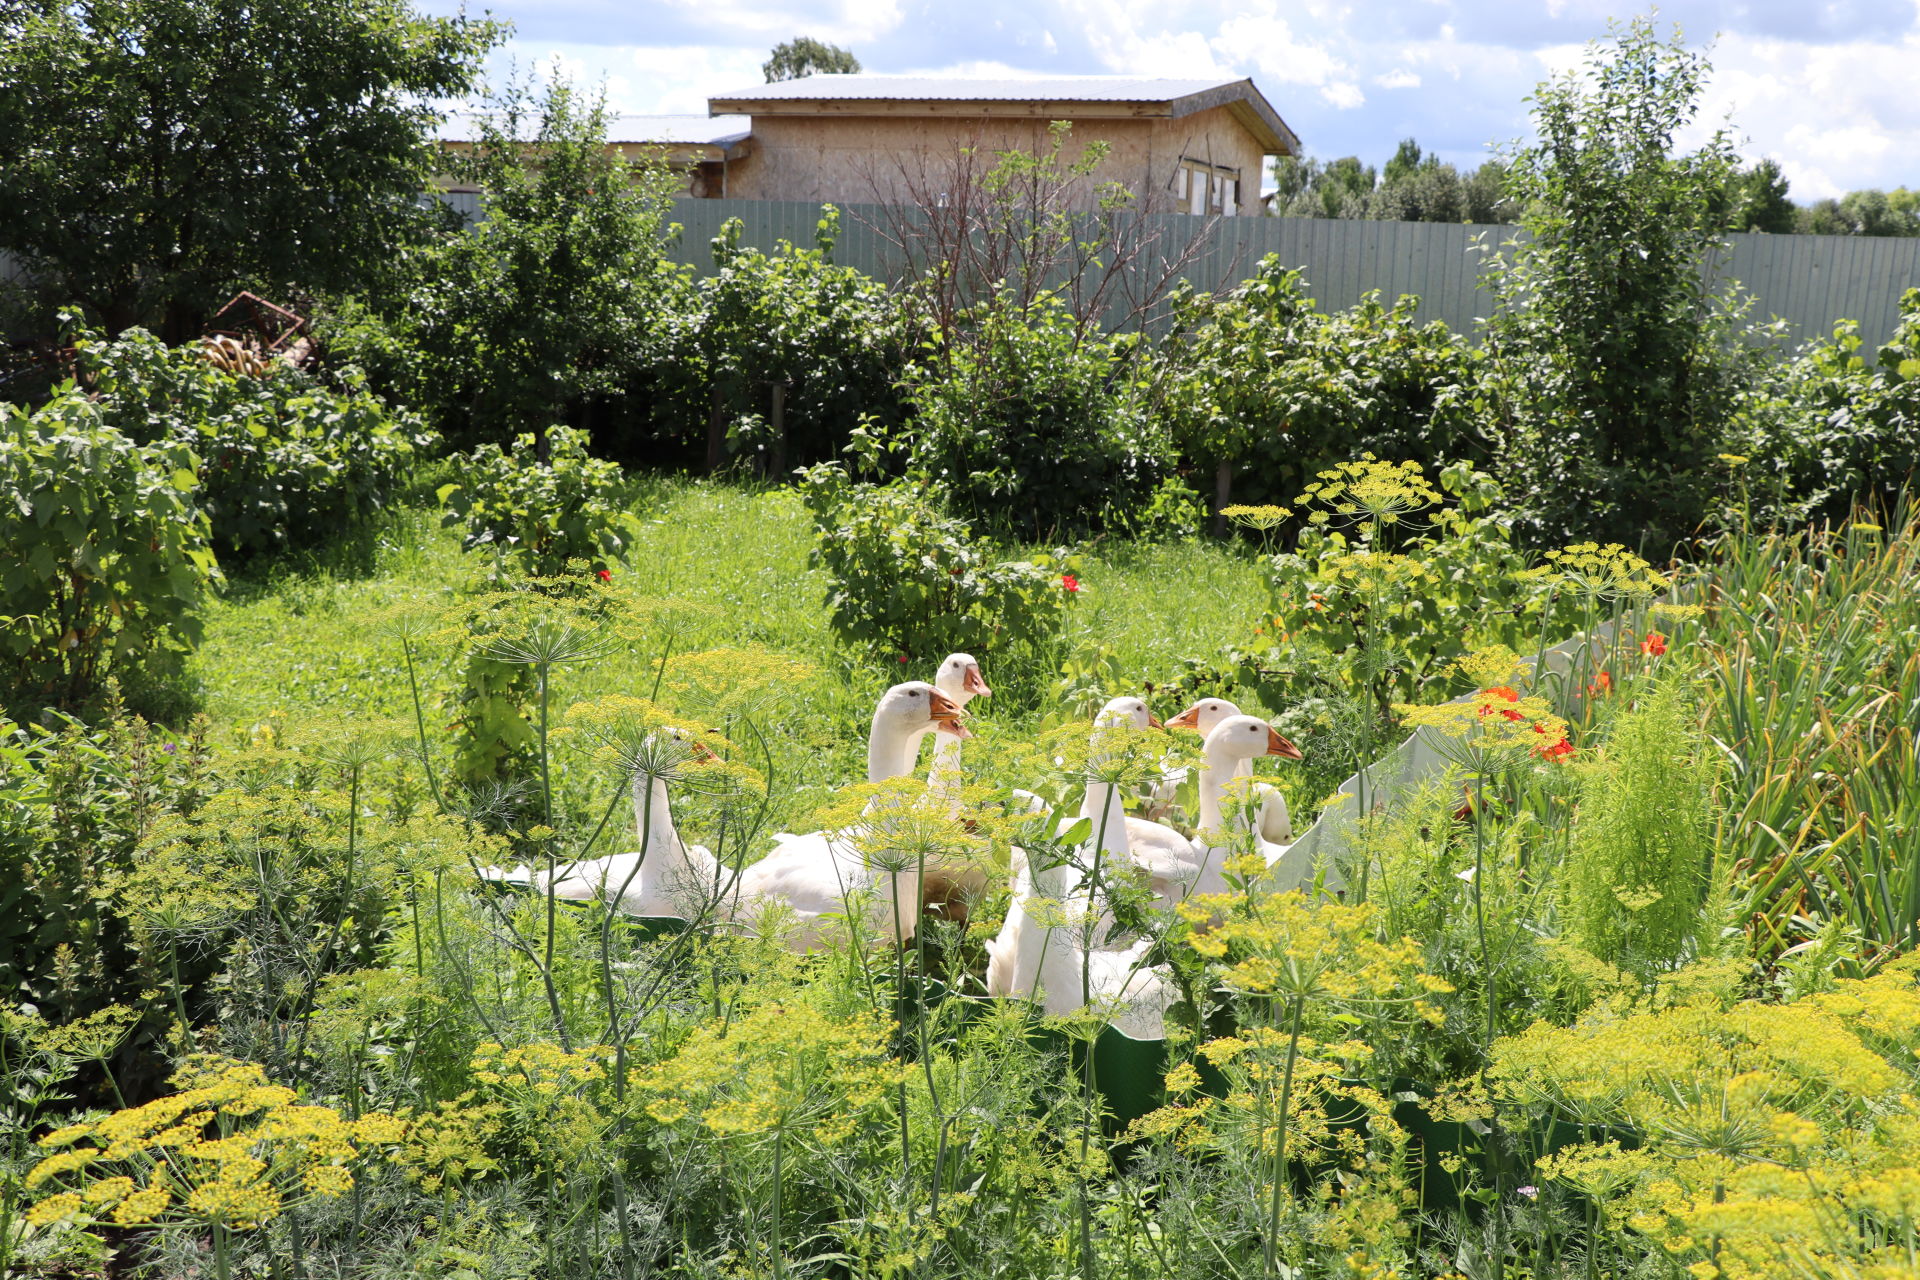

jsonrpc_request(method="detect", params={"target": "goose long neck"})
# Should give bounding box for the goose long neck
[869,716,930,783]
[1081,777,1131,864]
[632,774,685,863]
[1198,742,1239,834]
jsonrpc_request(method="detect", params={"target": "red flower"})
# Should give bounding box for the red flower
[1488,686,1519,702]
[1586,669,1613,697]
[1535,737,1575,763]
[897,654,909,664]
[595,568,612,583]
[1060,574,1080,593]
[1500,708,1525,722]
[1641,631,1668,657]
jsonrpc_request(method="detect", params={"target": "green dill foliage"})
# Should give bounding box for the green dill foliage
[1564,676,1720,978]
[69,325,435,561]
[0,397,219,717]
[796,463,1080,694]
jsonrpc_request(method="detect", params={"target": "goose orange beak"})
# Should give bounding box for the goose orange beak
[963,664,992,698]
[1147,714,1165,730]
[1266,726,1305,761]
[1166,705,1202,731]
[929,688,972,738]
[687,738,719,763]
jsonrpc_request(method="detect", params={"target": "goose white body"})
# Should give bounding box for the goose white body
[734,682,964,950]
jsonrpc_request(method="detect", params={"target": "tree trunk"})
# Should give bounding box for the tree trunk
[704,387,727,474]
[1213,460,1232,538]
[770,382,788,480]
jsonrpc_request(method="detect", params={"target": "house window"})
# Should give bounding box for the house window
[1178,158,1241,217]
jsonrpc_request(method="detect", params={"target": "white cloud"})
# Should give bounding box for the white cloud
[1374,68,1421,88]
[1321,81,1366,108]
[646,0,905,45]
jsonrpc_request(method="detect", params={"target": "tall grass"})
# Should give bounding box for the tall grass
[1703,507,1920,970]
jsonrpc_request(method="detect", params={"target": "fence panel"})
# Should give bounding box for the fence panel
[643,198,1919,350]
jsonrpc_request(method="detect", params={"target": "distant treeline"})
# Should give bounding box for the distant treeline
[1270,140,1918,237]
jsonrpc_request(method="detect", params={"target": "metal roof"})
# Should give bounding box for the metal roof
[707,75,1235,104]
[438,113,751,148]
[707,75,1298,155]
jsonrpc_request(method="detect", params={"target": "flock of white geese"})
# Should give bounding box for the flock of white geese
[492,654,1321,1039]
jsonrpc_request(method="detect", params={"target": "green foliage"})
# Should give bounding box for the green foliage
[0,399,219,716]
[0,0,499,335]
[0,707,212,1098]
[440,425,635,582]
[1722,287,1920,527]
[1726,158,1797,234]
[796,464,1079,692]
[885,293,1176,538]
[1242,461,1550,721]
[653,209,912,472]
[1483,16,1752,548]
[1564,677,1721,978]
[1161,258,1479,513]
[762,35,860,81]
[332,77,687,453]
[70,326,434,560]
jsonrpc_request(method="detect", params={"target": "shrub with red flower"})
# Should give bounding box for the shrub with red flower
[1060,574,1080,594]
[1535,736,1576,763]
[1640,631,1667,657]
[595,568,612,583]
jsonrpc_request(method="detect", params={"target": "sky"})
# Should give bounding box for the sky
[414,0,1920,201]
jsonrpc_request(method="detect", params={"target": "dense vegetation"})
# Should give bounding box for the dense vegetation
[3,6,1920,1279]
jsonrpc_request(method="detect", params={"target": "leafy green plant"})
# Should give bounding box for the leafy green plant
[1721,287,1920,529]
[1480,15,1754,549]
[0,399,220,715]
[1162,259,1479,519]
[795,463,1080,692]
[327,76,686,454]
[72,326,435,560]
[883,292,1176,540]
[657,208,913,474]
[439,425,635,583]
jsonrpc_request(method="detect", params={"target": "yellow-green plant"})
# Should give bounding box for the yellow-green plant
[1494,956,1920,1280]
[25,1056,407,1280]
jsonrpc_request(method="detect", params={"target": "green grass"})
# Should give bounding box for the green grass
[190,478,1270,831]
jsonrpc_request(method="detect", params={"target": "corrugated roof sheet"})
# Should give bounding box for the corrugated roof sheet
[708,74,1237,104]
[438,113,751,146]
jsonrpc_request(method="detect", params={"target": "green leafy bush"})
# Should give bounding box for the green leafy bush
[880,293,1176,539]
[796,463,1080,690]
[1723,288,1920,528]
[643,209,912,473]
[1479,17,1754,548]
[1161,259,1479,514]
[323,79,688,454]
[72,327,435,560]
[0,399,219,716]
[439,425,636,581]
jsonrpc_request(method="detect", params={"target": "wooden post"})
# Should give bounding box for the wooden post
[770,382,788,480]
[705,387,727,474]
[1213,460,1232,537]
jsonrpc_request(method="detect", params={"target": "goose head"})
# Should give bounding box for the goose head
[1204,714,1305,764]
[1166,697,1244,735]
[1095,695,1163,731]
[935,652,992,704]
[876,680,970,740]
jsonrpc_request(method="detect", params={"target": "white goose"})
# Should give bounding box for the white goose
[985,715,1175,1040]
[734,681,968,950]
[921,652,993,913]
[536,729,732,919]
[1166,697,1299,844]
[1187,713,1313,900]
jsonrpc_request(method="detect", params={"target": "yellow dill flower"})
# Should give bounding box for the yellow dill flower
[112,1186,169,1225]
[1531,541,1671,602]
[1294,454,1442,529]
[1220,504,1293,531]
[187,1176,282,1229]
[82,1176,133,1206]
[26,1191,84,1226]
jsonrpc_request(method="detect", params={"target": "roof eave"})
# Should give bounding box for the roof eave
[1168,79,1298,155]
